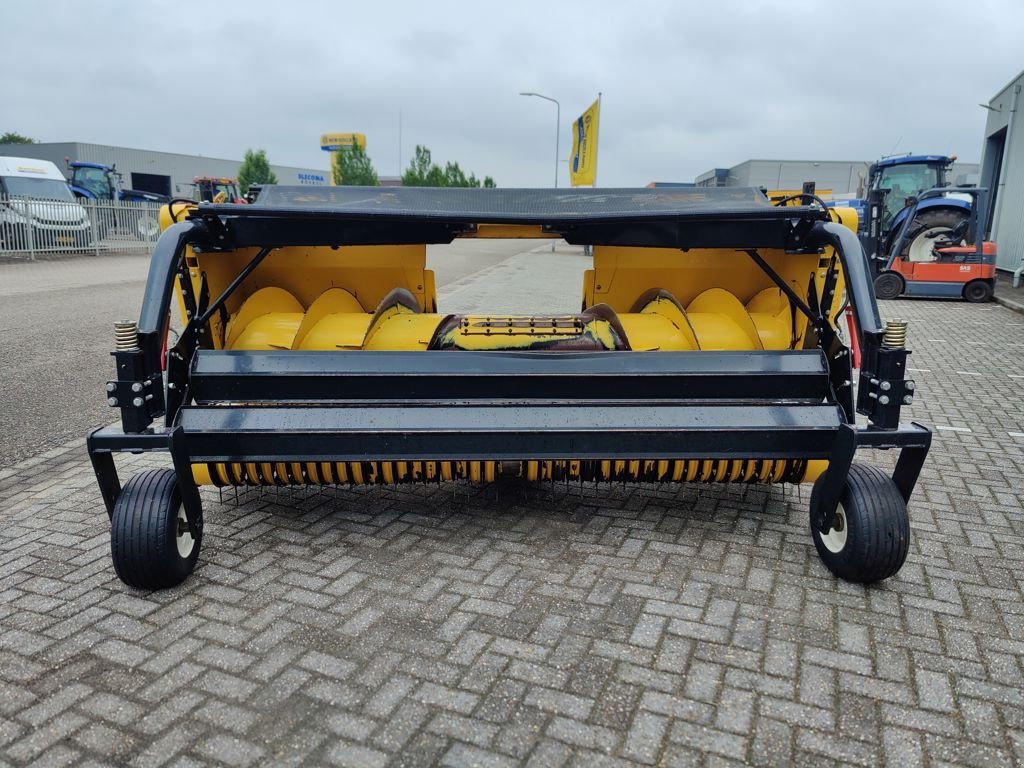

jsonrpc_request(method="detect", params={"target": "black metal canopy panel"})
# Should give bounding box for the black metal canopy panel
[190,186,829,248]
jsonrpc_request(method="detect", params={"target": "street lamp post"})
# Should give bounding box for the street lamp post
[520,91,560,251]
[519,92,560,189]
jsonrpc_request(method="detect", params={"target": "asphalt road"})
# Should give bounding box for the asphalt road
[0,239,547,467]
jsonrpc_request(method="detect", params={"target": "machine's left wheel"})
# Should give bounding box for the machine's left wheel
[111,469,202,590]
[809,464,910,583]
[963,280,993,303]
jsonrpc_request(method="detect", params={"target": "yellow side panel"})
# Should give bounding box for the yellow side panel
[582,269,596,310]
[423,269,438,312]
[589,246,820,313]
[192,244,430,335]
[460,224,555,239]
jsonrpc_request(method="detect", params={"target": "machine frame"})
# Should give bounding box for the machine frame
[87,187,931,587]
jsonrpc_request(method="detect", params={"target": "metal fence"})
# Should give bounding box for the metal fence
[0,195,163,259]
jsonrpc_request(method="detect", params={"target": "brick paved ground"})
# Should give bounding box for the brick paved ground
[1,296,1022,767]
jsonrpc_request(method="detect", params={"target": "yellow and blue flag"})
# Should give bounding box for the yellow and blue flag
[569,98,600,187]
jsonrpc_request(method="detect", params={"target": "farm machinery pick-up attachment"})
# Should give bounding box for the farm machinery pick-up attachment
[87,186,930,589]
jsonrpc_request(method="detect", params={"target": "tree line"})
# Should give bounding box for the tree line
[2,131,496,190]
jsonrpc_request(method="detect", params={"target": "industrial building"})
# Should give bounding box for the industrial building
[0,142,330,198]
[980,70,1024,278]
[696,158,980,197]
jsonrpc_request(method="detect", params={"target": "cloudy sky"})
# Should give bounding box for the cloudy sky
[3,1,1020,186]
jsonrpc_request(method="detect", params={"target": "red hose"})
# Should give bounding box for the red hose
[845,306,861,370]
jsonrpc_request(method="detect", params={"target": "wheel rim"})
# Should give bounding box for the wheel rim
[819,502,848,553]
[907,227,949,262]
[175,505,195,558]
[967,283,987,300]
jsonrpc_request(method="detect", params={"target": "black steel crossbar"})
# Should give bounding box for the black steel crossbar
[177,403,844,463]
[190,349,831,404]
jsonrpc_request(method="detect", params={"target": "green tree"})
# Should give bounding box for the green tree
[0,131,35,144]
[401,144,496,187]
[401,145,434,186]
[237,148,278,194]
[444,161,469,187]
[332,142,379,186]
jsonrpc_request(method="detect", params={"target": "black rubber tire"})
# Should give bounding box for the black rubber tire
[898,208,970,260]
[810,464,910,583]
[873,271,904,300]
[111,469,201,589]
[963,280,993,303]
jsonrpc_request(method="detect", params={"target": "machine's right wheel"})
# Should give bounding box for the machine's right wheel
[810,464,910,583]
[963,280,993,303]
[873,271,904,300]
[111,469,201,590]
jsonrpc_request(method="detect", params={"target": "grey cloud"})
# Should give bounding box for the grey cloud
[2,0,1019,186]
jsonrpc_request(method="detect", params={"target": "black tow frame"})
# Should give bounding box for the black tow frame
[87,190,931,538]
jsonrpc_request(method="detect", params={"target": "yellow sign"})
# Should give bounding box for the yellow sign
[320,133,367,151]
[569,99,600,187]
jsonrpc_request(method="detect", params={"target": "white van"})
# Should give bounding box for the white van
[0,156,91,250]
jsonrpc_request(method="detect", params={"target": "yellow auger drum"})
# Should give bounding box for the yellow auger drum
[88,186,930,589]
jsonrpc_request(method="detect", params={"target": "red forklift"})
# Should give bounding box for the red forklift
[872,187,996,302]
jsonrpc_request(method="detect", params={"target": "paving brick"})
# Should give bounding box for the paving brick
[621,711,668,765]
[2,294,1024,766]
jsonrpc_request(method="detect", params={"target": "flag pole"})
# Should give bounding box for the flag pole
[593,92,602,188]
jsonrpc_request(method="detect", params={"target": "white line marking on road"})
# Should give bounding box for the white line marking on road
[979,466,1005,471]
[907,368,931,373]
[935,425,972,432]
[1009,374,1024,379]
[1009,432,1024,439]
[927,339,948,343]
[956,371,982,376]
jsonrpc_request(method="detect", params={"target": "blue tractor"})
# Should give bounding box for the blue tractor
[860,154,972,275]
[67,161,168,204]
[67,161,167,240]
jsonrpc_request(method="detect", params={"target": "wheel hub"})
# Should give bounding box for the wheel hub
[175,505,195,558]
[819,502,848,553]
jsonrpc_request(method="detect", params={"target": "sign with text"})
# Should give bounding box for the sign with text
[320,133,367,152]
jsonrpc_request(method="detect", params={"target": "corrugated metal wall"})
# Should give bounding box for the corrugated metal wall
[697,159,979,197]
[0,142,330,197]
[981,71,1024,273]
[731,160,871,195]
[0,143,78,173]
